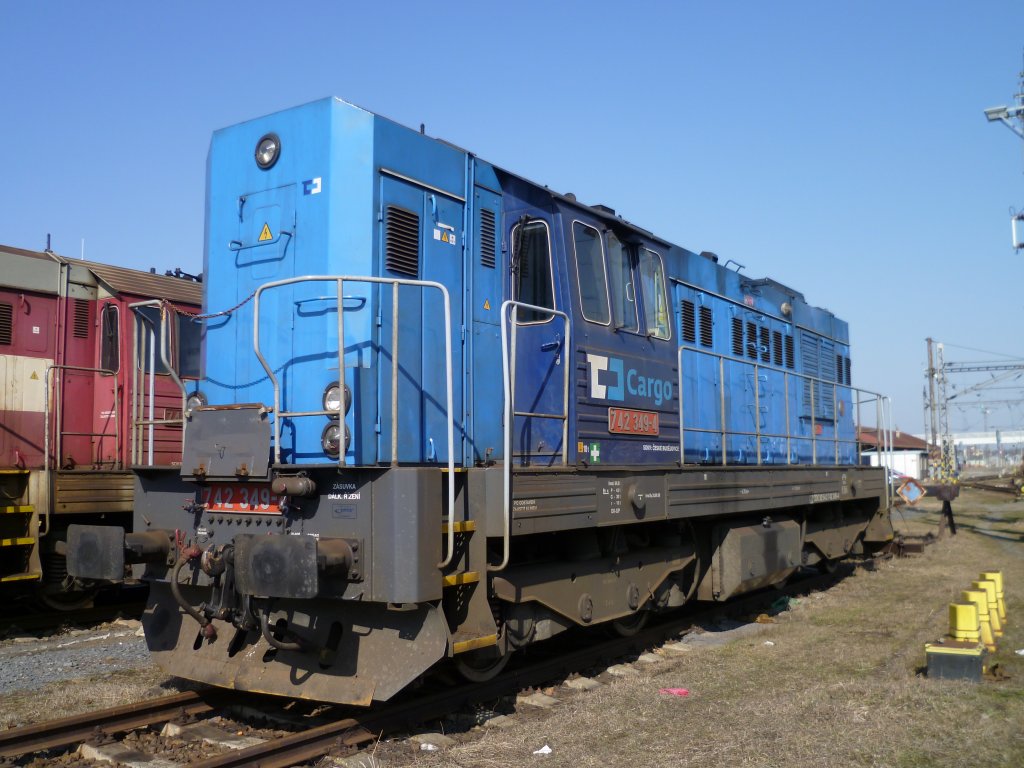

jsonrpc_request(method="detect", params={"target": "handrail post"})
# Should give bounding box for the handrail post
[719,356,726,465]
[391,281,399,468]
[336,277,346,468]
[784,372,791,464]
[833,383,839,464]
[677,347,685,465]
[754,362,761,465]
[810,376,817,465]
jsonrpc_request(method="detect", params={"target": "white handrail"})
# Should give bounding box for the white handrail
[496,300,571,573]
[251,274,457,568]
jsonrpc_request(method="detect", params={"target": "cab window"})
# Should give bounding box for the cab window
[572,221,609,324]
[606,233,638,332]
[639,249,670,339]
[100,305,119,373]
[511,219,555,323]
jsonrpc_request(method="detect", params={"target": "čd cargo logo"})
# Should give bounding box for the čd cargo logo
[586,352,673,406]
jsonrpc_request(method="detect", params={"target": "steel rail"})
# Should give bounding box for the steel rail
[0,690,224,758]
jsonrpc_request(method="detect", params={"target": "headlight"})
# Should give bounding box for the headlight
[255,133,280,169]
[321,422,350,457]
[322,382,351,417]
[186,391,207,412]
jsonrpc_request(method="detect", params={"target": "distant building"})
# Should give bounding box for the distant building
[858,428,930,480]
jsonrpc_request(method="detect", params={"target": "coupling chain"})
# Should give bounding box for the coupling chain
[162,288,257,320]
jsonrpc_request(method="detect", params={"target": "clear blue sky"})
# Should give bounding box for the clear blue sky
[3,1,1022,435]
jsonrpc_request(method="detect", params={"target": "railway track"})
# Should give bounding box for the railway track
[0,563,865,767]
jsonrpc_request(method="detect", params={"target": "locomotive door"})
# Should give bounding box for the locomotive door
[506,215,565,465]
[377,175,464,464]
[230,184,296,414]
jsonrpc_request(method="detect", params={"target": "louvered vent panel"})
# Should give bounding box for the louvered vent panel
[836,354,844,385]
[731,317,743,356]
[680,300,696,343]
[0,303,11,346]
[479,208,496,268]
[699,306,713,348]
[759,326,770,363]
[746,321,757,359]
[845,357,851,385]
[785,334,794,369]
[773,330,783,366]
[385,206,420,277]
[73,298,90,339]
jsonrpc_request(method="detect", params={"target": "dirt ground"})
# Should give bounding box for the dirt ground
[379,488,1024,768]
[1,489,1021,767]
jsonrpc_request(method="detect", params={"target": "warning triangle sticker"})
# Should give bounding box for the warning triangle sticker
[258,223,273,242]
[483,299,491,310]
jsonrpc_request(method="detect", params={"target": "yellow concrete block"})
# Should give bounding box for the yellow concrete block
[948,602,980,642]
[972,580,1002,638]
[962,589,996,652]
[980,571,1006,623]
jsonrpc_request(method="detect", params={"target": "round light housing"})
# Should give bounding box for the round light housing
[186,391,207,412]
[321,422,350,457]
[322,382,351,417]
[255,133,281,169]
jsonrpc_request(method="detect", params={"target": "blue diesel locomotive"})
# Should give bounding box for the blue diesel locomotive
[68,98,893,705]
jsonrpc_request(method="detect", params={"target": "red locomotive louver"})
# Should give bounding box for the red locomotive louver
[385,205,419,277]
[73,298,90,339]
[0,302,11,345]
[480,208,496,268]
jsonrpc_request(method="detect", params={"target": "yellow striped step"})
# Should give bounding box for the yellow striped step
[0,537,35,548]
[0,505,34,515]
[442,571,480,587]
[441,520,476,534]
[452,634,498,654]
[0,572,41,582]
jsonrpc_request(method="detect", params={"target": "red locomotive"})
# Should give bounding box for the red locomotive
[0,244,200,607]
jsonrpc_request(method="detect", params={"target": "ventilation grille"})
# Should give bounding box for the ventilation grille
[759,327,770,363]
[746,321,757,360]
[480,208,496,268]
[773,330,783,366]
[0,303,11,346]
[784,334,794,369]
[731,317,743,356]
[680,300,696,343]
[699,306,713,348]
[385,205,419,277]
[73,298,90,339]
[844,356,851,385]
[836,354,844,385]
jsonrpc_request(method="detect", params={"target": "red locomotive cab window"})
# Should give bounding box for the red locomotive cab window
[100,305,120,373]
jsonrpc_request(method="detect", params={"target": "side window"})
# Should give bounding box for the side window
[511,219,555,323]
[100,305,119,373]
[135,305,168,375]
[177,315,202,379]
[638,249,670,339]
[572,221,609,324]
[606,233,638,332]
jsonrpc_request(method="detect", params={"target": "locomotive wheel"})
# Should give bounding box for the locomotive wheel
[35,585,97,612]
[454,634,512,683]
[609,609,649,637]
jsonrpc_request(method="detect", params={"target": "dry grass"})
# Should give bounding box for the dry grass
[0,663,180,729]
[383,489,1024,768]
